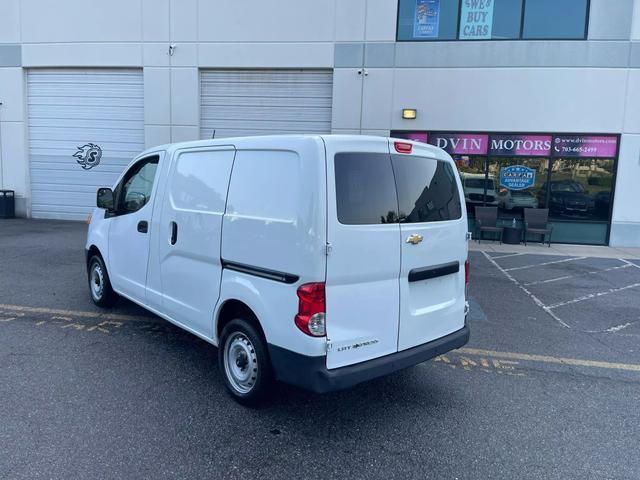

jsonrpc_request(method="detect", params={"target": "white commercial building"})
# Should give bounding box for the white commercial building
[0,0,639,246]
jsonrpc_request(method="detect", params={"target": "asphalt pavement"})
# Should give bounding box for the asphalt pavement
[1,219,640,480]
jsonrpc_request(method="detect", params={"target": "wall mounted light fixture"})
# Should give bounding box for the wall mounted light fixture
[402,108,417,120]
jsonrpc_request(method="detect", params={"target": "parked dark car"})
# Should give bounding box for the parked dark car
[594,191,611,218]
[539,180,594,217]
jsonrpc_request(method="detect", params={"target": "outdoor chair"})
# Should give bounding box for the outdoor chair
[475,207,503,243]
[524,208,553,247]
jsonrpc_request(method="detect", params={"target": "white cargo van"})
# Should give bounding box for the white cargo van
[86,135,470,403]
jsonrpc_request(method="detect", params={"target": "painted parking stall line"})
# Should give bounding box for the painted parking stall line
[459,348,640,373]
[484,251,640,332]
[621,258,640,269]
[489,252,527,260]
[0,304,199,339]
[4,302,640,377]
[481,251,571,328]
[546,282,640,310]
[522,263,634,287]
[0,303,153,323]
[434,352,525,377]
[503,256,587,272]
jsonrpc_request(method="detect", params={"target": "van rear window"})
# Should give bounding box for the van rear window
[391,155,462,223]
[334,153,399,225]
[334,153,462,225]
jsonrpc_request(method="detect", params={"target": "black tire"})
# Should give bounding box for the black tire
[88,255,117,308]
[218,318,273,406]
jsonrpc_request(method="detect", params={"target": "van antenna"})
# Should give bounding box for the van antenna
[211,129,216,139]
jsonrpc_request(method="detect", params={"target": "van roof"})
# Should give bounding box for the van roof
[136,134,449,162]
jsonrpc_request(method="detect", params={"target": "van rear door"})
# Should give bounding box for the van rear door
[324,137,401,369]
[390,141,467,351]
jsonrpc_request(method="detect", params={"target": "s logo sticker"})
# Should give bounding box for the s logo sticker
[73,143,102,170]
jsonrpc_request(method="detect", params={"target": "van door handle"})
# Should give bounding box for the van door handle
[137,220,148,233]
[406,234,423,245]
[169,221,178,245]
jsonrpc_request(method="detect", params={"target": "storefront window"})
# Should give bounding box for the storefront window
[459,0,523,40]
[454,156,487,217]
[392,131,619,246]
[547,159,614,222]
[397,0,589,41]
[397,0,460,41]
[522,0,588,40]
[491,0,524,39]
[490,158,550,221]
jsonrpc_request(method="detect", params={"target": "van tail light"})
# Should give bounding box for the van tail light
[295,283,326,337]
[394,141,413,154]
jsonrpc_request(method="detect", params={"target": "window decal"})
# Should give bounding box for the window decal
[414,0,441,38]
[459,0,495,39]
[500,165,536,191]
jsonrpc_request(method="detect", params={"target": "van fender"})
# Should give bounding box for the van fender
[215,271,326,357]
[85,208,110,269]
[214,273,271,346]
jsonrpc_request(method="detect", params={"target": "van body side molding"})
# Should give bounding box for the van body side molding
[408,261,460,283]
[221,260,299,284]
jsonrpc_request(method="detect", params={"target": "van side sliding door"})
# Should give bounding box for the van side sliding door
[157,147,236,339]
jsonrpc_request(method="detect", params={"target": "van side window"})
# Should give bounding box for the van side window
[171,150,235,213]
[226,150,299,221]
[391,155,462,223]
[334,153,399,225]
[117,156,159,215]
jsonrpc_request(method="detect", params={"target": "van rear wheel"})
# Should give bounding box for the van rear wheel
[88,255,117,308]
[219,318,273,405]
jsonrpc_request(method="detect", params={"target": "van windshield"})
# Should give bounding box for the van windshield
[334,153,462,225]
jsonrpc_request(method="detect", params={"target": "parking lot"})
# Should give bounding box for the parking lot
[2,219,640,479]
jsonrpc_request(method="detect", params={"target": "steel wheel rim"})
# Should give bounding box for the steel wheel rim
[223,332,258,394]
[90,263,104,300]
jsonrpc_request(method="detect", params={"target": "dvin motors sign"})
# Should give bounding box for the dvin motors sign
[429,133,489,155]
[393,131,619,159]
[499,165,536,190]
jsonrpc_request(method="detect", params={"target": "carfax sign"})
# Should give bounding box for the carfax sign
[414,0,440,38]
[500,165,536,190]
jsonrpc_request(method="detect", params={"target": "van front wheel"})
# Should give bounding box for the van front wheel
[88,255,117,308]
[219,318,273,405]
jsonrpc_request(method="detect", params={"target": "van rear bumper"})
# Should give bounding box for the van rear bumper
[268,325,470,394]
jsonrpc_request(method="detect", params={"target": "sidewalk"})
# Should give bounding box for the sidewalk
[469,240,640,259]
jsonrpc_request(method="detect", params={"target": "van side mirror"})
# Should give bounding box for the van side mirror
[97,187,115,211]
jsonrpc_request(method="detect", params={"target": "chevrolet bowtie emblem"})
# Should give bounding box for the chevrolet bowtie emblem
[406,234,423,245]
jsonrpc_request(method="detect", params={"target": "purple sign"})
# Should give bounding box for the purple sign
[394,132,428,143]
[490,134,552,157]
[428,133,489,155]
[391,131,620,159]
[552,135,618,158]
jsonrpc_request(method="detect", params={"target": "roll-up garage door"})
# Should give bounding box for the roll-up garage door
[200,69,333,139]
[28,69,144,220]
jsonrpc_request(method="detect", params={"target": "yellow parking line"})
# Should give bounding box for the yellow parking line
[0,303,153,323]
[2,303,639,373]
[460,348,640,373]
